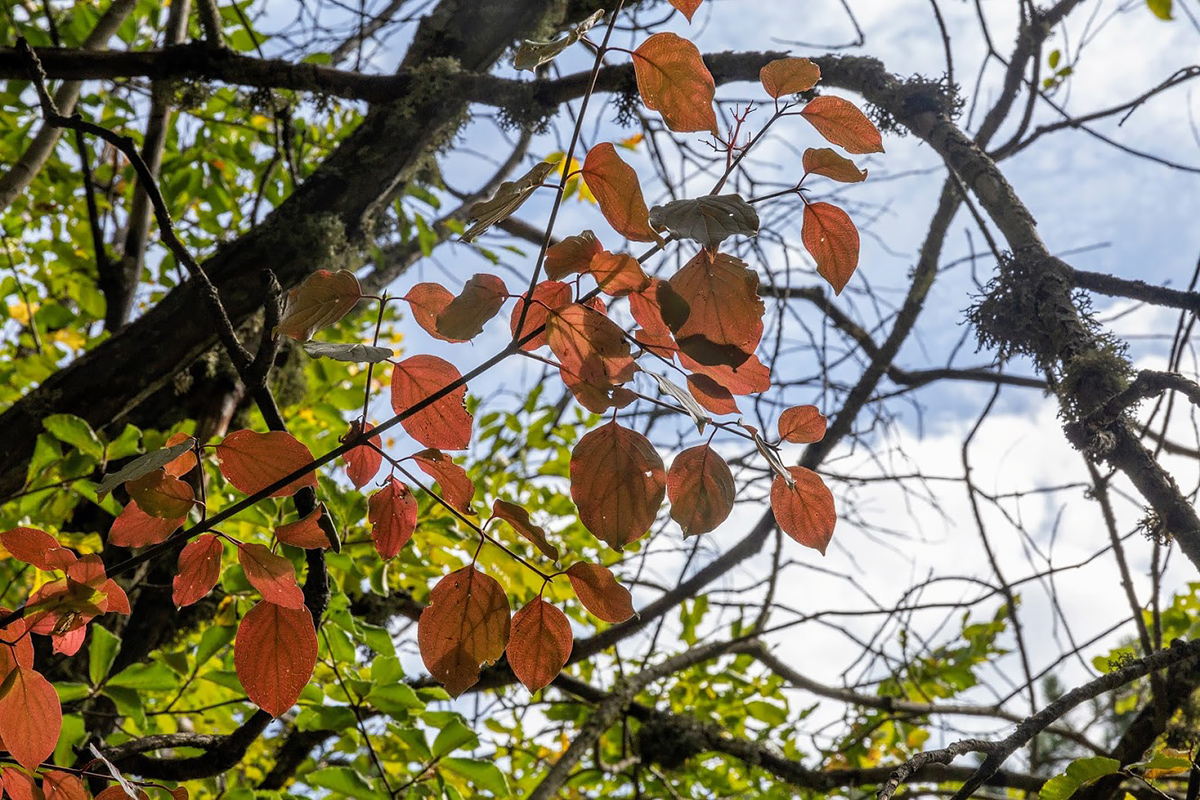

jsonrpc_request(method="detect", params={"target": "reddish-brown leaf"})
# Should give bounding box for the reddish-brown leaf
[778,405,828,443]
[0,528,76,571]
[172,534,224,607]
[163,431,198,477]
[238,544,305,610]
[686,374,740,415]
[759,57,821,98]
[1,768,42,800]
[0,667,61,769]
[545,231,603,280]
[215,430,318,498]
[276,505,335,550]
[435,273,509,341]
[559,368,639,414]
[0,612,34,677]
[278,269,362,341]
[94,789,150,800]
[511,280,572,351]
[667,0,702,21]
[109,500,184,548]
[799,95,885,154]
[570,421,665,550]
[412,449,475,514]
[629,279,673,340]
[770,466,836,554]
[342,420,383,489]
[802,202,860,295]
[587,250,650,296]
[492,499,558,562]
[404,283,468,343]
[125,468,194,519]
[418,567,510,697]
[547,303,638,392]
[802,147,868,183]
[368,477,418,559]
[390,355,472,451]
[668,445,735,536]
[507,597,573,692]
[566,562,635,623]
[631,33,718,134]
[235,600,318,717]
[667,250,764,367]
[581,143,657,242]
[43,771,88,800]
[681,350,771,395]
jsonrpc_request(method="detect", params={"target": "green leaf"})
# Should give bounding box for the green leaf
[432,717,478,757]
[108,661,178,691]
[103,685,145,726]
[308,767,388,800]
[54,682,90,702]
[89,626,120,686]
[1040,757,1122,800]
[43,413,104,460]
[1146,0,1173,19]
[1048,49,1061,69]
[196,624,236,668]
[367,683,425,716]
[442,757,510,796]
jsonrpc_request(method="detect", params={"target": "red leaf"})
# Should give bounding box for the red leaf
[770,466,836,554]
[545,231,603,280]
[668,445,735,536]
[510,280,572,351]
[586,250,650,297]
[404,283,468,343]
[631,33,719,134]
[173,535,224,607]
[435,273,508,341]
[163,431,198,477]
[0,613,34,677]
[569,421,666,550]
[799,95,885,154]
[0,528,76,571]
[215,430,319,498]
[507,597,573,692]
[686,374,739,415]
[43,771,88,800]
[547,303,638,393]
[24,580,101,642]
[412,449,476,514]
[1,768,42,800]
[802,202,860,295]
[97,578,130,616]
[390,355,472,451]
[418,567,510,697]
[238,544,305,610]
[235,601,317,717]
[629,279,673,340]
[667,250,764,367]
[492,499,558,561]
[566,562,635,623]
[342,421,383,489]
[109,500,184,548]
[802,147,867,183]
[368,477,418,559]
[759,57,821,98]
[668,0,702,22]
[125,469,194,519]
[681,351,771,395]
[95,789,150,800]
[278,269,362,340]
[0,667,61,769]
[778,405,828,443]
[581,143,658,242]
[276,505,335,550]
[559,369,639,414]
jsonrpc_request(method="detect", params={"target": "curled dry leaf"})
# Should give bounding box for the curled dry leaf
[462,161,556,242]
[435,273,508,341]
[566,562,635,623]
[569,420,666,550]
[668,445,735,536]
[648,372,710,433]
[770,466,837,555]
[172,534,224,607]
[778,404,828,444]
[802,202,860,295]
[648,194,759,248]
[803,147,867,183]
[800,95,885,155]
[302,341,393,363]
[507,597,573,692]
[492,499,558,562]
[511,280,572,351]
[631,32,719,134]
[216,430,319,498]
[277,269,362,341]
[581,143,658,242]
[418,566,510,696]
[235,600,318,717]
[369,477,418,559]
[390,355,472,451]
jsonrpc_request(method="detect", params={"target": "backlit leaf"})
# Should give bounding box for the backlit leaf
[173,534,224,607]
[686,374,739,414]
[0,667,62,769]
[94,789,150,800]
[435,274,508,341]
[802,202,860,295]
[803,147,867,183]
[303,341,393,362]
[778,405,828,443]
[492,499,558,561]
[667,250,764,367]
[1040,757,1122,800]
[507,597,572,692]
[566,562,635,623]
[276,505,336,550]
[1145,0,1172,20]
[418,567,510,696]
[569,420,666,550]
[1,767,41,800]
[162,432,198,477]
[0,527,76,571]
[547,303,638,392]
[799,95,885,154]
[413,449,476,514]
[545,231,603,280]
[43,413,103,460]
[125,469,194,519]
[581,143,658,242]
[42,772,88,800]
[278,269,362,341]
[681,351,771,395]
[668,445,735,536]
[95,438,195,497]
[215,430,319,498]
[0,612,34,675]
[586,250,650,296]
[110,501,184,548]
[631,33,719,134]
[368,477,418,559]
[759,57,821,97]
[770,466,836,554]
[390,355,472,451]
[510,280,572,351]
[405,283,468,343]
[668,0,702,21]
[648,195,759,248]
[239,544,305,610]
[342,421,383,489]
[462,162,556,242]
[235,600,318,717]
